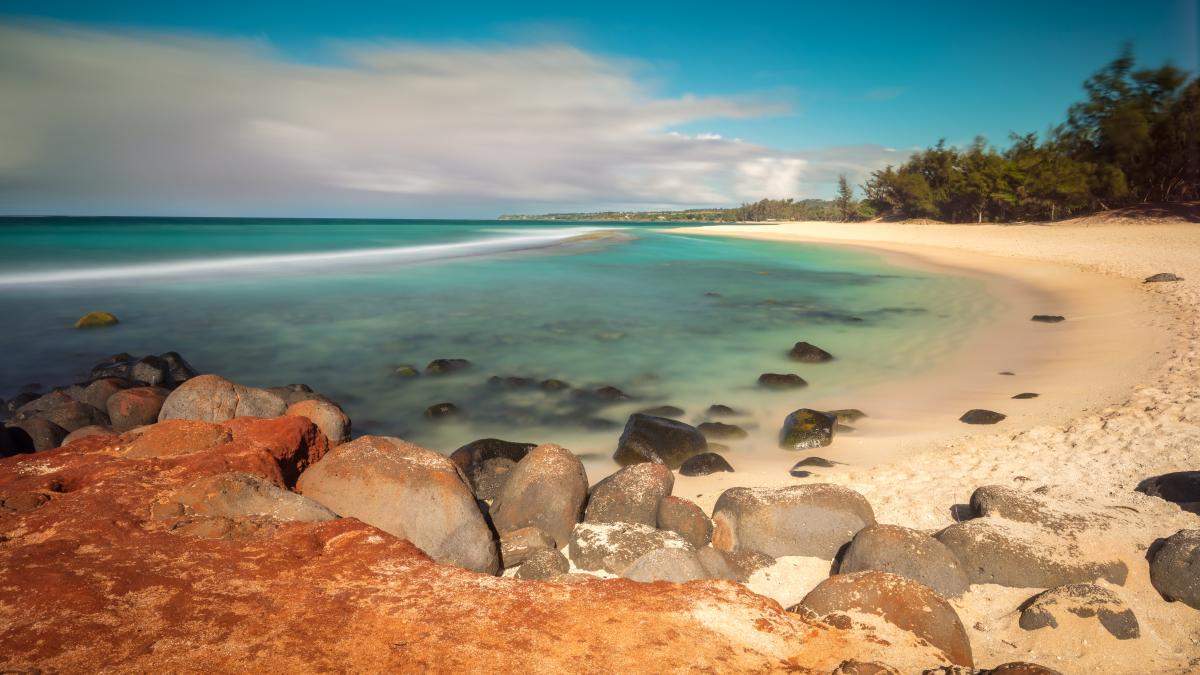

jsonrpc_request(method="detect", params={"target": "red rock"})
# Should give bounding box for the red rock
[106,386,169,432]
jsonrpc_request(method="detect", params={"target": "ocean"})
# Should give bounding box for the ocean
[0,217,995,464]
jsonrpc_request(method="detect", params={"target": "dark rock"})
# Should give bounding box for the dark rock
[488,375,534,388]
[296,435,498,574]
[712,484,875,559]
[935,518,1128,588]
[999,371,1015,376]
[592,385,630,401]
[90,352,134,380]
[978,663,1063,675]
[450,438,536,482]
[471,457,516,501]
[656,496,712,549]
[425,358,472,375]
[959,409,1006,425]
[499,526,556,568]
[1031,315,1065,323]
[790,470,813,478]
[1018,583,1139,640]
[1136,471,1200,513]
[158,351,199,386]
[3,392,38,416]
[704,291,722,297]
[6,417,69,451]
[490,444,589,547]
[757,373,808,389]
[622,547,707,583]
[1012,393,1039,399]
[1149,528,1200,609]
[584,462,673,527]
[13,390,74,418]
[826,409,867,423]
[130,355,170,387]
[839,524,970,598]
[831,660,899,675]
[697,421,748,440]
[793,456,839,468]
[637,405,685,418]
[393,364,420,377]
[35,400,110,433]
[779,409,836,450]
[613,414,707,469]
[72,378,130,411]
[788,341,834,363]
[798,571,973,668]
[423,402,459,419]
[568,522,692,575]
[1144,272,1183,283]
[515,548,570,580]
[679,452,733,476]
[107,387,169,432]
[539,378,570,391]
[706,404,737,417]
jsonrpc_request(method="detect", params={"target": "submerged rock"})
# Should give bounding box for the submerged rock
[679,452,733,476]
[706,404,737,417]
[758,373,808,389]
[779,409,836,450]
[613,414,707,469]
[423,402,460,419]
[393,364,420,378]
[1018,583,1139,640]
[788,341,834,362]
[539,378,570,391]
[637,405,685,418]
[74,311,119,329]
[697,421,748,440]
[959,409,1006,425]
[425,358,472,375]
[712,484,874,559]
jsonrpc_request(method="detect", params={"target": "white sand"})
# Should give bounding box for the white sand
[667,220,1200,672]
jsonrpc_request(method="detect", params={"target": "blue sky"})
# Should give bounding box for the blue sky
[0,1,1196,216]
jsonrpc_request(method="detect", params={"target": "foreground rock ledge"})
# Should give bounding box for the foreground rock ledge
[0,417,957,672]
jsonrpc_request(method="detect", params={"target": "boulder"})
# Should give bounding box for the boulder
[425,358,472,375]
[959,409,1006,425]
[89,353,134,380]
[657,496,712,549]
[623,547,707,583]
[62,425,117,445]
[159,375,287,423]
[490,444,589,547]
[285,399,351,446]
[967,485,1096,534]
[831,661,899,675]
[568,521,693,575]
[935,518,1128,588]
[515,548,570,580]
[788,341,834,362]
[1144,272,1183,283]
[74,377,130,411]
[296,436,498,574]
[694,546,776,583]
[34,400,110,433]
[499,526,556,568]
[449,438,536,499]
[779,409,836,450]
[1018,583,1139,640]
[1030,315,1065,323]
[758,373,807,389]
[264,384,321,407]
[706,404,737,417]
[584,462,673,527]
[637,405,685,418]
[798,571,973,668]
[159,471,337,523]
[592,385,630,401]
[6,418,68,452]
[679,452,733,476]
[158,351,200,386]
[74,311,119,328]
[697,421,747,440]
[130,355,170,387]
[712,484,875,559]
[1136,471,1200,514]
[839,524,969,598]
[424,402,459,419]
[1149,528,1200,610]
[107,387,170,432]
[613,414,707,469]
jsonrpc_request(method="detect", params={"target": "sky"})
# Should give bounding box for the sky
[0,1,1196,218]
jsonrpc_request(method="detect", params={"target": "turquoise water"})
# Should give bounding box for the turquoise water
[0,218,994,457]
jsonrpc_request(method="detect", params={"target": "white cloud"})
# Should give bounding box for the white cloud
[0,22,904,216]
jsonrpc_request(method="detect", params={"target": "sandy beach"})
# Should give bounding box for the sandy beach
[669,219,1200,672]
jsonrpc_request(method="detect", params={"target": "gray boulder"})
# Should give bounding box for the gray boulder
[584,462,674,527]
[158,471,337,522]
[1149,528,1200,610]
[297,435,498,574]
[712,484,874,559]
[694,545,775,583]
[490,444,588,547]
[499,526,556,569]
[158,374,287,423]
[839,524,970,598]
[5,418,67,452]
[935,518,1127,588]
[26,399,109,433]
[613,413,707,469]
[516,548,570,580]
[73,378,130,411]
[779,409,836,450]
[656,496,712,549]
[568,521,693,575]
[623,547,707,583]
[1018,583,1139,640]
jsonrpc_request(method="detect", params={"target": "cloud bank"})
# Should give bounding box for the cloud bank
[0,23,903,216]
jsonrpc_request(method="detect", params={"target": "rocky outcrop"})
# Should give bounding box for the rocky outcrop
[712,484,875,559]
[489,444,588,547]
[296,435,499,574]
[613,413,707,469]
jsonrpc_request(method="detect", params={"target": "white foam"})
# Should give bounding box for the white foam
[0,226,610,286]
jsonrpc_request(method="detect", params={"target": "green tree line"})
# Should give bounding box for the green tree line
[863,47,1199,222]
